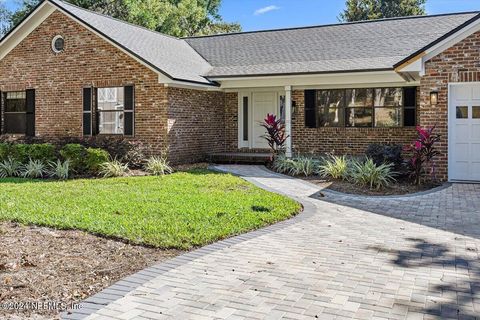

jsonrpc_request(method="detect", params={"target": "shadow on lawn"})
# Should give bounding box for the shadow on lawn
[0,178,53,184]
[369,238,480,319]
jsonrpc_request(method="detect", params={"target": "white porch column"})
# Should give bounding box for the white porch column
[285,85,293,158]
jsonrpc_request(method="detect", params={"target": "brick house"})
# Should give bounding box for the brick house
[0,0,479,182]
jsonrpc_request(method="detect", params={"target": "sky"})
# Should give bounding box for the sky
[2,0,480,32]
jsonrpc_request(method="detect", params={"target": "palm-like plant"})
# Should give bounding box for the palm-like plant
[261,113,288,159]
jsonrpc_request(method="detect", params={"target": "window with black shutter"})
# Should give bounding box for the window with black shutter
[94,85,134,136]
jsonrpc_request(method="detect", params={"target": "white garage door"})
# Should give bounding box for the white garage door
[449,83,480,181]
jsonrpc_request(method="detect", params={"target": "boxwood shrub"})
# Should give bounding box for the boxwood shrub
[0,143,56,163]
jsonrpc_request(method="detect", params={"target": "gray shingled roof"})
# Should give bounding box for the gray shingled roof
[185,12,479,77]
[50,0,213,85]
[47,0,479,82]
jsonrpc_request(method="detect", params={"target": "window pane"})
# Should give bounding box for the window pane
[5,91,26,112]
[318,107,344,127]
[98,87,124,111]
[456,106,468,119]
[375,107,402,127]
[346,108,372,127]
[318,90,345,108]
[374,88,403,107]
[99,111,124,134]
[404,108,416,126]
[4,113,26,134]
[346,89,373,107]
[473,106,480,119]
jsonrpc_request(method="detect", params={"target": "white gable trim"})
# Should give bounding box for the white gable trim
[0,2,55,61]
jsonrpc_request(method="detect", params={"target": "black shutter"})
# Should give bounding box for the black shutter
[83,87,93,135]
[304,90,317,128]
[25,89,35,137]
[124,85,134,136]
[403,87,417,127]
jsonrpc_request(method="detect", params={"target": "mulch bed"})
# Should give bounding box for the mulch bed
[0,222,181,319]
[302,177,440,196]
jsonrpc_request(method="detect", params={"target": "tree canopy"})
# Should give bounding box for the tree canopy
[2,0,241,38]
[338,0,427,22]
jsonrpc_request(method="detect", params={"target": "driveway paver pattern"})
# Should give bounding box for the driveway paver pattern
[65,165,480,320]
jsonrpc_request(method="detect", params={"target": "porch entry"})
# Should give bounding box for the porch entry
[238,91,284,149]
[448,83,480,181]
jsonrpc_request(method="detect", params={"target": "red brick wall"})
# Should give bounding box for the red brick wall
[420,30,480,181]
[0,10,168,153]
[167,87,225,163]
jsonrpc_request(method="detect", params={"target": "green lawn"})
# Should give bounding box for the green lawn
[0,169,301,249]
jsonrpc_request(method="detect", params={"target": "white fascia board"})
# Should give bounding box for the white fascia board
[0,2,55,60]
[214,71,410,89]
[158,74,221,91]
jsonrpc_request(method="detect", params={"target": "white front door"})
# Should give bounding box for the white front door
[252,92,278,148]
[449,83,480,181]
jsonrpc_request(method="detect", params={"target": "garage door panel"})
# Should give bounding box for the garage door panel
[450,83,480,181]
[455,124,469,141]
[472,124,480,140]
[472,143,480,161]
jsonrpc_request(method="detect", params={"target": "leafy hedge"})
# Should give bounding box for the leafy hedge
[0,143,56,163]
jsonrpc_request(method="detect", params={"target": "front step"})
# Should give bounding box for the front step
[208,152,271,164]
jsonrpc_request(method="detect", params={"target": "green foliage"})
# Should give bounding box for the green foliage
[0,170,301,249]
[99,159,129,178]
[338,0,426,22]
[350,158,396,189]
[21,159,47,178]
[7,0,241,37]
[48,160,71,180]
[272,155,297,174]
[317,155,350,180]
[144,156,173,176]
[0,158,22,178]
[59,144,110,174]
[0,1,9,37]
[85,148,110,173]
[60,144,87,172]
[0,143,56,163]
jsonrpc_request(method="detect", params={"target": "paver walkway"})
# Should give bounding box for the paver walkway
[65,165,480,320]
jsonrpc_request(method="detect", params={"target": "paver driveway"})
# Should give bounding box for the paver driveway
[66,165,480,320]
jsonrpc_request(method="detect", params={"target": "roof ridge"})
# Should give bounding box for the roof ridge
[184,11,480,39]
[50,0,181,41]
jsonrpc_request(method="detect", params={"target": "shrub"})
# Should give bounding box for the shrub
[261,113,287,158]
[25,144,56,162]
[290,156,319,176]
[48,160,70,180]
[21,159,47,178]
[0,143,9,161]
[59,144,87,172]
[404,126,440,185]
[99,159,129,178]
[0,158,22,178]
[317,155,349,180]
[366,144,403,169]
[350,158,396,190]
[144,156,173,176]
[85,148,110,173]
[272,155,297,174]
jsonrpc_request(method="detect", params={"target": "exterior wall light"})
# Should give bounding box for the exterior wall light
[430,91,438,106]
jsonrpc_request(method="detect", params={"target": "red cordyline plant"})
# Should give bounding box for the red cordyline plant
[261,113,288,159]
[404,125,440,185]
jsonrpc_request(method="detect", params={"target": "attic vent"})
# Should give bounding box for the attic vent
[51,35,65,53]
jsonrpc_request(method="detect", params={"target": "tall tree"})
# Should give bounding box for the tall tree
[6,0,240,38]
[0,1,10,37]
[339,0,426,22]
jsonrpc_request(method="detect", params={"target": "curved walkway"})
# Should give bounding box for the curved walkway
[65,165,480,320]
